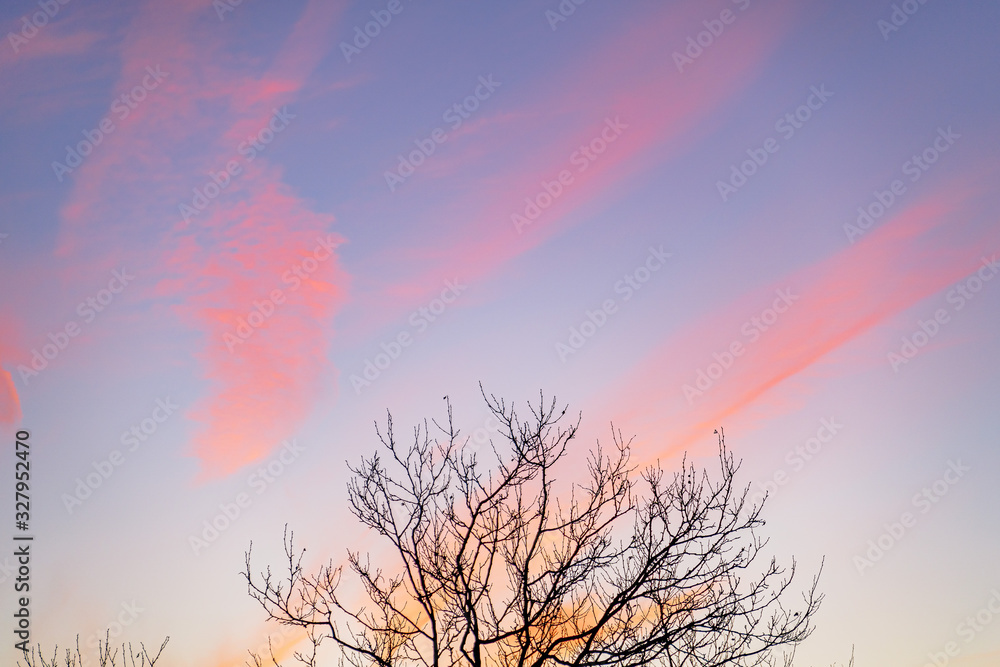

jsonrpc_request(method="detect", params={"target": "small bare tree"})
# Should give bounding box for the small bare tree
[244,389,827,667]
[17,633,168,667]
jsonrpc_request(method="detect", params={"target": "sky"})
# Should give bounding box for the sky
[1,0,999,665]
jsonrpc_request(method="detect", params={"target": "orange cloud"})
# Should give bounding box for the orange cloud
[206,621,308,667]
[954,649,1000,667]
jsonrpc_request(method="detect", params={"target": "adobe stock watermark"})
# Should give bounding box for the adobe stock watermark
[463,410,503,455]
[385,75,502,192]
[223,234,340,353]
[189,438,305,556]
[887,255,997,372]
[6,0,73,55]
[750,417,844,505]
[843,126,959,243]
[544,0,590,31]
[340,0,415,63]
[556,245,671,362]
[512,116,628,234]
[213,0,246,21]
[62,398,179,514]
[179,106,295,224]
[246,623,303,666]
[683,288,799,404]
[717,85,833,202]
[0,556,14,585]
[877,0,932,41]
[51,66,170,182]
[672,0,752,73]
[350,279,467,395]
[77,601,145,667]
[921,589,1000,667]
[853,459,969,575]
[16,268,135,386]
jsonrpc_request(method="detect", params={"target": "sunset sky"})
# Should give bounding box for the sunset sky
[1,0,999,665]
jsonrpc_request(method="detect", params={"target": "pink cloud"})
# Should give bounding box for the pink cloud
[348,0,801,336]
[0,28,101,65]
[48,0,353,479]
[0,320,24,425]
[166,175,348,479]
[600,185,999,461]
[0,3,105,72]
[0,370,21,424]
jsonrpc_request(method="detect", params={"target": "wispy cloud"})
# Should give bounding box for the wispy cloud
[345,0,801,337]
[0,317,24,424]
[46,0,353,478]
[603,184,999,459]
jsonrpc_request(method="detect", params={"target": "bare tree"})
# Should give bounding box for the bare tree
[244,389,830,667]
[17,633,168,667]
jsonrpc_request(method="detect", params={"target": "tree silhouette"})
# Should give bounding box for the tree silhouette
[244,389,829,667]
[17,633,168,667]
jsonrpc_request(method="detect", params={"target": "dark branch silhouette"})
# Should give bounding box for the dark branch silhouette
[17,632,169,667]
[245,388,833,667]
